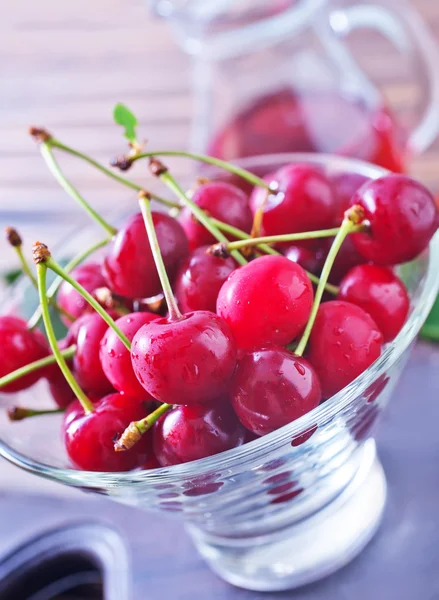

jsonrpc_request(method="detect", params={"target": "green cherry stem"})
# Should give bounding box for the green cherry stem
[39,143,117,237]
[8,407,64,422]
[149,159,247,266]
[35,259,94,414]
[295,207,364,357]
[130,150,270,190]
[0,345,76,390]
[42,252,131,351]
[114,403,172,452]
[221,225,366,252]
[138,192,182,321]
[48,138,180,209]
[27,237,111,330]
[5,227,75,323]
[210,218,339,295]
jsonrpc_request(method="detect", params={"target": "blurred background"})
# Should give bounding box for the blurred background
[1,0,438,274]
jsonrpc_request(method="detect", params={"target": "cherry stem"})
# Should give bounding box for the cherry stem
[5,227,75,323]
[138,194,182,321]
[130,150,270,190]
[45,256,131,351]
[222,225,366,252]
[0,345,76,389]
[210,218,339,295]
[8,407,64,422]
[27,237,110,330]
[48,138,181,210]
[36,263,94,414]
[156,167,247,266]
[295,211,361,357]
[114,403,172,452]
[39,143,117,237]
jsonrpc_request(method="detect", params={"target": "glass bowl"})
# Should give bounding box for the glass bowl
[1,153,438,592]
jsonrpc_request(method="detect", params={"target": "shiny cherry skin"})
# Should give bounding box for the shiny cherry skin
[178,182,252,250]
[284,242,325,275]
[103,212,189,299]
[217,255,313,350]
[174,246,236,313]
[100,312,158,399]
[249,164,335,237]
[308,301,383,398]
[57,262,107,325]
[153,403,246,466]
[350,174,439,265]
[330,172,369,225]
[338,264,409,342]
[64,392,151,472]
[131,311,237,405]
[70,313,115,396]
[0,316,48,393]
[231,346,321,436]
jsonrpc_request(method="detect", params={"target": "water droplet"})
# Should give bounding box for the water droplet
[294,362,306,376]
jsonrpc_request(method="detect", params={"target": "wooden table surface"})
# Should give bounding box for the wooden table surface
[1,0,439,275]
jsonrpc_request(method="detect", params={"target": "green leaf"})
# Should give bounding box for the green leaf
[113,103,138,143]
[421,294,439,342]
[3,268,22,286]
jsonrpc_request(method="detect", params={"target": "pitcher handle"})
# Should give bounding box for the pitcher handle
[329,1,439,156]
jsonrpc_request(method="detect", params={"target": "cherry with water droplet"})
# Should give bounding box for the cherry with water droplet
[131,311,237,405]
[350,174,439,265]
[174,246,236,313]
[0,316,48,393]
[57,262,107,325]
[178,181,252,250]
[64,392,151,472]
[308,301,383,398]
[103,212,189,299]
[250,164,335,237]
[338,264,409,342]
[231,346,321,436]
[100,311,158,399]
[153,403,246,466]
[217,255,313,350]
[70,312,115,396]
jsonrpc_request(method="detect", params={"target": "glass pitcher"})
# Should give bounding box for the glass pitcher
[151,0,439,172]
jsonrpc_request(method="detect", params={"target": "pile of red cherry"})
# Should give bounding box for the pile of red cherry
[1,158,438,473]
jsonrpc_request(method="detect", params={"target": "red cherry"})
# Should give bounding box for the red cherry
[308,301,383,398]
[57,262,106,325]
[350,174,439,265]
[153,403,246,466]
[178,182,252,250]
[174,246,236,313]
[338,264,409,342]
[70,313,115,397]
[330,172,370,225]
[231,346,321,436]
[131,311,237,405]
[249,164,335,237]
[64,393,151,472]
[283,242,325,275]
[217,255,313,350]
[0,316,48,393]
[103,212,189,299]
[100,312,158,399]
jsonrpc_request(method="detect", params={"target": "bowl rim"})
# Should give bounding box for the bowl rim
[1,152,439,488]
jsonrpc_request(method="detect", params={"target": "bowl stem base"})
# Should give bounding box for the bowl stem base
[187,439,387,592]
